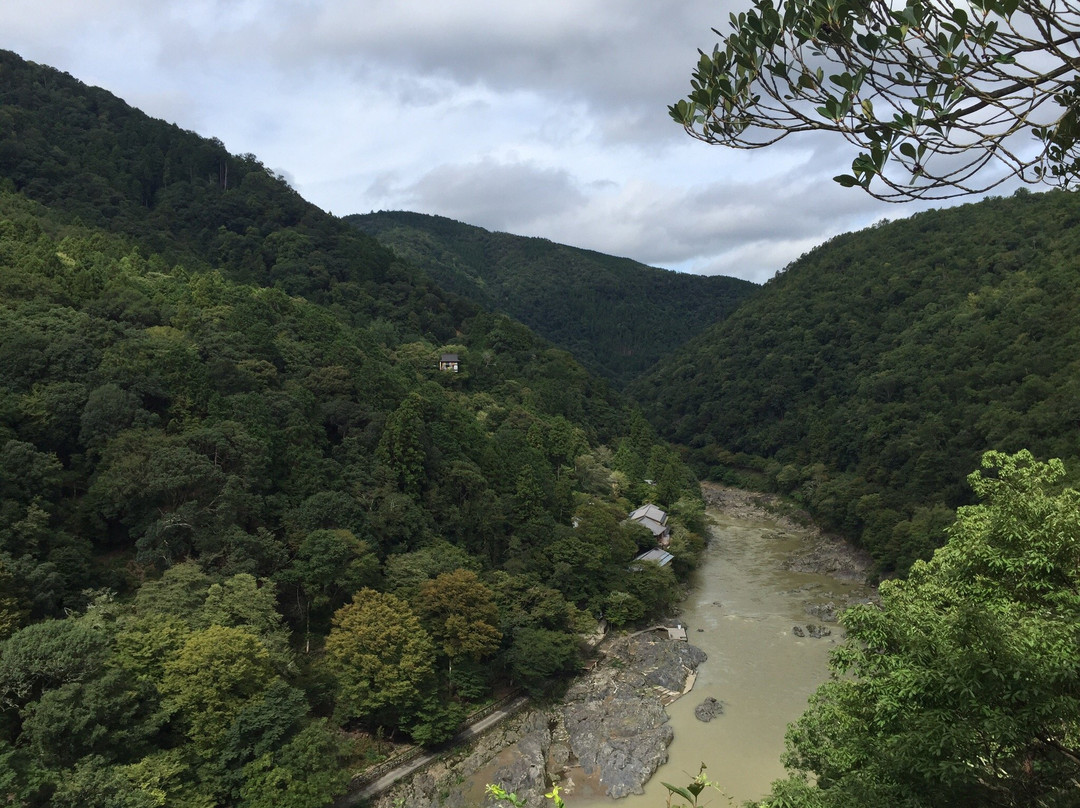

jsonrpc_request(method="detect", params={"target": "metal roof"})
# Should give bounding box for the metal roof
[633,548,675,566]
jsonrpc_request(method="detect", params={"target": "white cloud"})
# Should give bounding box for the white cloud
[397,158,588,228]
[0,0,981,283]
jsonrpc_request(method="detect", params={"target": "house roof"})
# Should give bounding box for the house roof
[628,504,667,525]
[627,504,669,537]
[633,517,668,537]
[440,353,459,362]
[633,548,675,567]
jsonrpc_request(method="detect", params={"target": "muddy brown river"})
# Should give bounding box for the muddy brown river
[569,506,871,807]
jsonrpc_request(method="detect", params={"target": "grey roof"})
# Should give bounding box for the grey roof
[628,504,667,525]
[633,548,675,567]
[627,504,669,537]
[634,518,668,537]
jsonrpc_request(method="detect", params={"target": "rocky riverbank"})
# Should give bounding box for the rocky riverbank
[700,482,872,582]
[366,485,867,808]
[367,632,706,808]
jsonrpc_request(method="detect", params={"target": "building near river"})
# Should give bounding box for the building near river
[633,547,675,567]
[627,503,670,548]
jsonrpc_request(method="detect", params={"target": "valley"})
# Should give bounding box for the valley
[570,490,871,807]
[2,37,1080,808]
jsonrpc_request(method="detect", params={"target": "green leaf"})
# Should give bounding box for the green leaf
[662,782,696,803]
[831,72,853,91]
[833,174,860,187]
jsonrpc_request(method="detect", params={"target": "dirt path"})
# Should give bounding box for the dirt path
[335,696,530,806]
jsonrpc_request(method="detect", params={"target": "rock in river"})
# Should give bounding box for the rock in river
[694,697,724,722]
[559,635,706,798]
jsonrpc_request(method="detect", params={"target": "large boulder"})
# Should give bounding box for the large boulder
[562,682,673,799]
[489,724,551,806]
[694,697,723,722]
[557,636,707,798]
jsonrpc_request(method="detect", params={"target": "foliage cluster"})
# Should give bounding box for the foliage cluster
[347,211,757,387]
[671,0,1080,200]
[633,188,1080,574]
[760,451,1080,807]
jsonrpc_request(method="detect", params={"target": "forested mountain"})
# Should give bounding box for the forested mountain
[0,49,467,330]
[631,188,1080,575]
[0,51,708,807]
[16,39,1080,808]
[347,211,756,387]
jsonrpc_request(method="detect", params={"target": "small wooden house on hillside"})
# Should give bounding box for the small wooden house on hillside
[439,353,460,372]
[627,503,671,548]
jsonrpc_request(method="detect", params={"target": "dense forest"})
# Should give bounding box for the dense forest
[7,41,1080,808]
[632,188,1080,575]
[347,211,756,387]
[0,51,708,807]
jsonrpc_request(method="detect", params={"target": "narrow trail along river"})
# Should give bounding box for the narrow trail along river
[572,501,871,808]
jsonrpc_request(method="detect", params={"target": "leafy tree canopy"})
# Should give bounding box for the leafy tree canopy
[415,569,502,663]
[506,627,581,698]
[160,624,277,758]
[236,720,350,808]
[323,589,437,731]
[768,451,1080,807]
[0,616,107,709]
[671,0,1080,200]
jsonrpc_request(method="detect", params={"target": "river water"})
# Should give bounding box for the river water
[569,506,871,808]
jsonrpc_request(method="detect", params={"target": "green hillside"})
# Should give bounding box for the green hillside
[346,210,757,387]
[632,188,1080,574]
[11,42,1080,808]
[0,49,470,333]
[0,51,707,806]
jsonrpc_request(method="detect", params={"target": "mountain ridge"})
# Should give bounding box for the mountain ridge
[347,209,757,387]
[631,187,1080,573]
[0,48,710,805]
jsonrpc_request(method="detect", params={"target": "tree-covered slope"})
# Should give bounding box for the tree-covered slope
[346,210,757,387]
[0,52,710,806]
[766,451,1080,808]
[631,188,1080,574]
[0,49,469,334]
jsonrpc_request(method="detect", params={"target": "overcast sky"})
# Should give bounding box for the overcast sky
[2,1,995,283]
